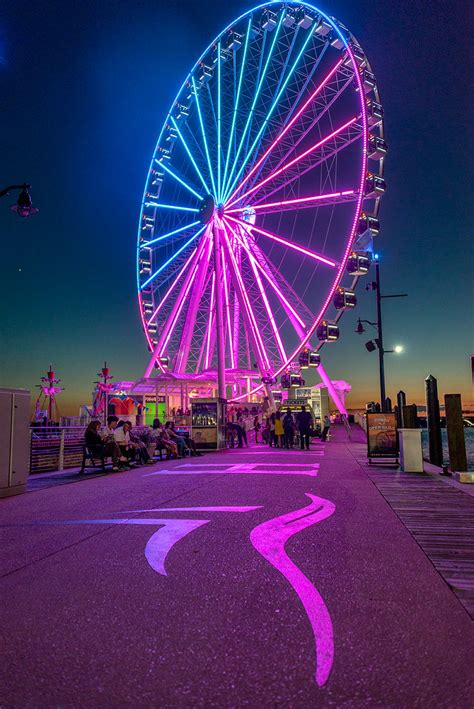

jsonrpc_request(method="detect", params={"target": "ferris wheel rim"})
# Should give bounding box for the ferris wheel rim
[137,1,380,391]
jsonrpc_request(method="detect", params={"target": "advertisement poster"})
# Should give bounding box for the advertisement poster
[367,413,399,459]
[193,427,217,448]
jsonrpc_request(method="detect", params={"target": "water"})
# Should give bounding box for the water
[422,428,474,470]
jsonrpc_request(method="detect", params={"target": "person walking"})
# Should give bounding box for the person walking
[321,414,331,442]
[296,405,312,451]
[283,408,295,449]
[253,415,261,444]
[274,411,284,448]
[269,413,276,447]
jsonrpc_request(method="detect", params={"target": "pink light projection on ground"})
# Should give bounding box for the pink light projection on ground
[144,519,210,575]
[250,493,336,687]
[144,463,319,477]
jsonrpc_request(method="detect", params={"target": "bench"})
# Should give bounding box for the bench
[80,445,112,474]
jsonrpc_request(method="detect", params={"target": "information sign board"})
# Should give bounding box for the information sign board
[367,412,399,460]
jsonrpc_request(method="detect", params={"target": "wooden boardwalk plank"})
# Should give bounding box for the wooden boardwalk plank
[366,469,474,619]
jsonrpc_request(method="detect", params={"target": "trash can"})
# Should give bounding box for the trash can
[398,428,424,473]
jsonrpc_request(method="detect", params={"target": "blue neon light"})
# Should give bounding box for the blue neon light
[222,10,284,200]
[142,220,200,248]
[223,20,315,202]
[222,17,252,199]
[191,76,217,197]
[155,160,203,201]
[144,202,200,213]
[141,226,206,290]
[170,116,211,195]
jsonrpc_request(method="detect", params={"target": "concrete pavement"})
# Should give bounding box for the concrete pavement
[1,427,473,707]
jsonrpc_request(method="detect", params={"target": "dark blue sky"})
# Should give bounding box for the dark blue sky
[1,0,472,413]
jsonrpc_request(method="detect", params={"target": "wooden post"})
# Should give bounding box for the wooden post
[444,394,467,472]
[425,374,443,467]
[396,390,406,428]
[402,404,418,429]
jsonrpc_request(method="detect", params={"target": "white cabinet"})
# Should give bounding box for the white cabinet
[0,388,31,498]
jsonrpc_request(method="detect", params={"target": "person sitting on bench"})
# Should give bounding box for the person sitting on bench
[169,421,203,456]
[114,421,153,466]
[85,419,120,471]
[150,419,179,459]
[164,421,187,457]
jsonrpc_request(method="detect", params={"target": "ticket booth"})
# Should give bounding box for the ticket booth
[191,398,227,450]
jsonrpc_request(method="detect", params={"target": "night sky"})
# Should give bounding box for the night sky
[1,0,472,415]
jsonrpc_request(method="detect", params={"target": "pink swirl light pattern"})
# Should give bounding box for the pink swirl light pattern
[250,493,336,687]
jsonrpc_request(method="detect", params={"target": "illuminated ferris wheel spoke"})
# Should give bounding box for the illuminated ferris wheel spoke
[222,11,284,202]
[246,245,287,363]
[142,220,201,248]
[141,226,206,290]
[227,55,342,205]
[237,24,302,201]
[230,189,356,217]
[144,202,200,213]
[144,235,209,376]
[226,116,358,209]
[224,219,307,332]
[225,215,337,268]
[222,17,252,197]
[251,73,355,206]
[155,160,204,201]
[170,116,211,194]
[222,20,315,203]
[191,76,217,197]
[175,238,213,372]
[158,237,212,364]
[252,120,362,207]
[147,246,199,325]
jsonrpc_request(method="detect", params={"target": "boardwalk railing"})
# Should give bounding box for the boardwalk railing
[30,426,86,474]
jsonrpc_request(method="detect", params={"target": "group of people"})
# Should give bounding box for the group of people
[257,406,331,450]
[85,415,203,472]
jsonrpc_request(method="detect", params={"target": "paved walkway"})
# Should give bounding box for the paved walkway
[1,427,473,707]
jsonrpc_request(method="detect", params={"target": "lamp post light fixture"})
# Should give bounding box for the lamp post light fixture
[356,257,407,411]
[0,183,39,218]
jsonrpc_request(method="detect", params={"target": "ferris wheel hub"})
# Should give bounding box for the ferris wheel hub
[199,194,216,224]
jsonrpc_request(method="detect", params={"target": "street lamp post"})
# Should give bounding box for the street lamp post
[356,257,407,411]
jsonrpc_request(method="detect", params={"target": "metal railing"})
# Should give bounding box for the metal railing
[30,426,86,474]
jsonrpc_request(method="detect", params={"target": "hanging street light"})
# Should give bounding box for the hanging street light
[0,183,39,218]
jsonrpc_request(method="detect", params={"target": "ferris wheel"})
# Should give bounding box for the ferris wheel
[137,1,386,400]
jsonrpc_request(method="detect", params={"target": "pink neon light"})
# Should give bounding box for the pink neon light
[250,494,336,686]
[223,219,306,329]
[316,362,348,416]
[227,116,357,208]
[160,238,211,356]
[226,190,354,214]
[221,246,235,366]
[226,216,336,267]
[247,244,287,362]
[226,58,344,206]
[232,42,368,403]
[205,271,216,369]
[147,247,198,325]
[221,221,270,371]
